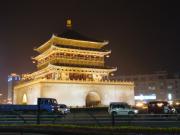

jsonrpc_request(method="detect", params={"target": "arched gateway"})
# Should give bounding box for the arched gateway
[86,92,101,107]
[14,20,135,106]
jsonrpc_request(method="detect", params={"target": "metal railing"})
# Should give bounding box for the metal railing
[0,111,180,127]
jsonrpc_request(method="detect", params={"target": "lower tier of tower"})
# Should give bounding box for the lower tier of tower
[14,79,134,107]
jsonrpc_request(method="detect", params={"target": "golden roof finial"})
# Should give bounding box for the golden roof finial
[66,19,72,28]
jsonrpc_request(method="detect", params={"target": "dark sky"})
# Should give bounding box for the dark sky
[0,0,180,90]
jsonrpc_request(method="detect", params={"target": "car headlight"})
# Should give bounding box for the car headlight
[134,109,138,114]
[171,108,176,112]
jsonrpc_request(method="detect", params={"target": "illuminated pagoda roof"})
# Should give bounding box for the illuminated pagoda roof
[33,45,111,60]
[40,63,116,70]
[59,29,103,43]
[23,20,117,82]
[35,20,108,53]
[23,63,117,80]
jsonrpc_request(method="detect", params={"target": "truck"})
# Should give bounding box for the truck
[0,98,61,113]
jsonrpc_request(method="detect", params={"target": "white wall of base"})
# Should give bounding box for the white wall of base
[14,81,134,106]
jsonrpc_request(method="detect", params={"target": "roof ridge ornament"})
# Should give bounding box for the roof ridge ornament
[66,19,72,29]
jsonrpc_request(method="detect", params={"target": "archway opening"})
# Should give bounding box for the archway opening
[86,92,101,107]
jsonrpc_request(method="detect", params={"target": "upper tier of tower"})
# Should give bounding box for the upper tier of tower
[22,20,117,81]
[34,20,108,53]
[33,20,111,70]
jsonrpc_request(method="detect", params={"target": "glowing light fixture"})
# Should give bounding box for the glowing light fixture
[66,19,72,28]
[110,73,114,76]
[22,93,27,104]
[168,100,173,105]
[135,102,144,107]
[157,103,163,107]
[168,93,172,100]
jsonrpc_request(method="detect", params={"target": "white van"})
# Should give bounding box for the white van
[108,102,138,115]
[59,104,70,114]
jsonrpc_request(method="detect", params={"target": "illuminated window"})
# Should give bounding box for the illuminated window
[167,85,173,89]
[8,77,12,82]
[148,86,156,90]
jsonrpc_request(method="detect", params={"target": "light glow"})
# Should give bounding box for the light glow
[157,103,163,107]
[168,93,172,100]
[8,77,12,82]
[135,94,156,100]
[135,102,144,107]
[22,93,27,104]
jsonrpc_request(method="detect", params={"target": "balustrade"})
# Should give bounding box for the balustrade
[37,53,104,67]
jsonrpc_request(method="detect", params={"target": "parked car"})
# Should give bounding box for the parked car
[108,102,138,115]
[172,100,180,113]
[147,101,176,114]
[59,104,70,114]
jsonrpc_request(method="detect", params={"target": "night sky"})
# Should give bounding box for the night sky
[0,0,180,91]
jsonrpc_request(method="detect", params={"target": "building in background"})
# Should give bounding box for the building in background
[0,89,7,104]
[14,20,134,107]
[8,73,21,103]
[118,71,180,103]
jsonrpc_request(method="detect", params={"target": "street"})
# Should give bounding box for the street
[0,109,180,127]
